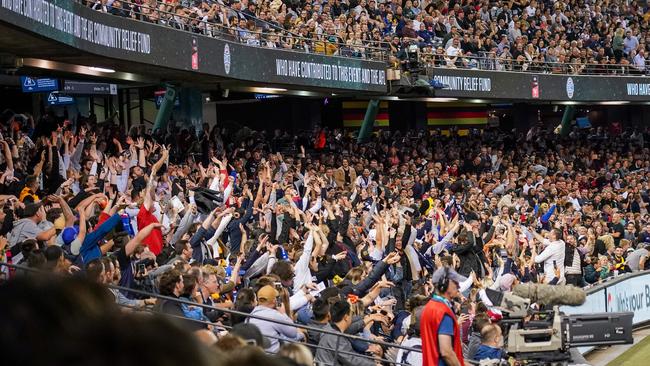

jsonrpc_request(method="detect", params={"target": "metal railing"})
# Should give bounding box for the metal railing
[0,262,420,365]
[72,0,650,77]
[81,0,392,62]
[405,49,650,76]
[75,0,650,77]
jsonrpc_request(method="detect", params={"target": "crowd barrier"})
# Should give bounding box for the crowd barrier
[2,261,647,361]
[561,270,650,354]
[0,261,418,366]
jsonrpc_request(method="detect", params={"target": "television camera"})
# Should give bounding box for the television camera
[484,283,633,366]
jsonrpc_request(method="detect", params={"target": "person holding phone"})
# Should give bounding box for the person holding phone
[530,228,566,284]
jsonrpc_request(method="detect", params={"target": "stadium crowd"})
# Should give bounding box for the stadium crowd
[1,109,650,366]
[83,0,650,74]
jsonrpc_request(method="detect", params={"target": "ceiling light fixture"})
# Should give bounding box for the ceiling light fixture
[88,66,116,73]
[599,101,629,105]
[425,97,459,102]
[252,87,287,93]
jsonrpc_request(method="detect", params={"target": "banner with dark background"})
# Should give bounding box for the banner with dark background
[0,0,387,92]
[431,68,650,102]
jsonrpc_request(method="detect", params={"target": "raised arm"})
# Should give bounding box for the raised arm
[53,195,75,227]
[143,148,168,211]
[229,253,245,286]
[171,203,198,244]
[32,150,46,177]
[150,145,169,176]
[505,222,517,257]
[293,228,315,292]
[125,222,163,257]
[70,129,85,171]
[71,208,87,255]
[136,137,146,168]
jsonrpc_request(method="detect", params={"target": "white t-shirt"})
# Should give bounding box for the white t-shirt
[534,239,566,282]
[525,6,536,17]
[397,337,422,366]
[355,175,372,189]
[446,45,461,57]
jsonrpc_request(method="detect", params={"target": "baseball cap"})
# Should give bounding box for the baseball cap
[230,323,271,348]
[61,226,80,246]
[257,285,279,302]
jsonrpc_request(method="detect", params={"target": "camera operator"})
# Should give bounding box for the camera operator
[421,267,465,366]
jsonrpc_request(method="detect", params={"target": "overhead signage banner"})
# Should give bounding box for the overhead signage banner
[0,0,387,92]
[431,68,650,102]
[47,92,74,105]
[20,76,59,93]
[64,81,117,95]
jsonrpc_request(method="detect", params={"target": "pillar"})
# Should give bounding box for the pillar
[153,84,177,133]
[357,99,379,143]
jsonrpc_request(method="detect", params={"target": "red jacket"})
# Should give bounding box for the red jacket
[315,130,326,149]
[136,204,163,255]
[421,298,465,366]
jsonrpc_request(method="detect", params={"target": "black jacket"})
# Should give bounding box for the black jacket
[154,297,207,332]
[451,230,483,277]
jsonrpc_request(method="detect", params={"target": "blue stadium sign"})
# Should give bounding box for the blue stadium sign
[47,92,75,106]
[20,76,59,93]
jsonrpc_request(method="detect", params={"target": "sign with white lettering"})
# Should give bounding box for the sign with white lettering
[1,0,151,53]
[562,273,650,333]
[560,273,650,355]
[626,83,650,96]
[21,76,59,92]
[63,80,117,95]
[274,58,386,87]
[0,0,387,92]
[431,75,492,92]
[46,92,74,105]
[431,68,650,101]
